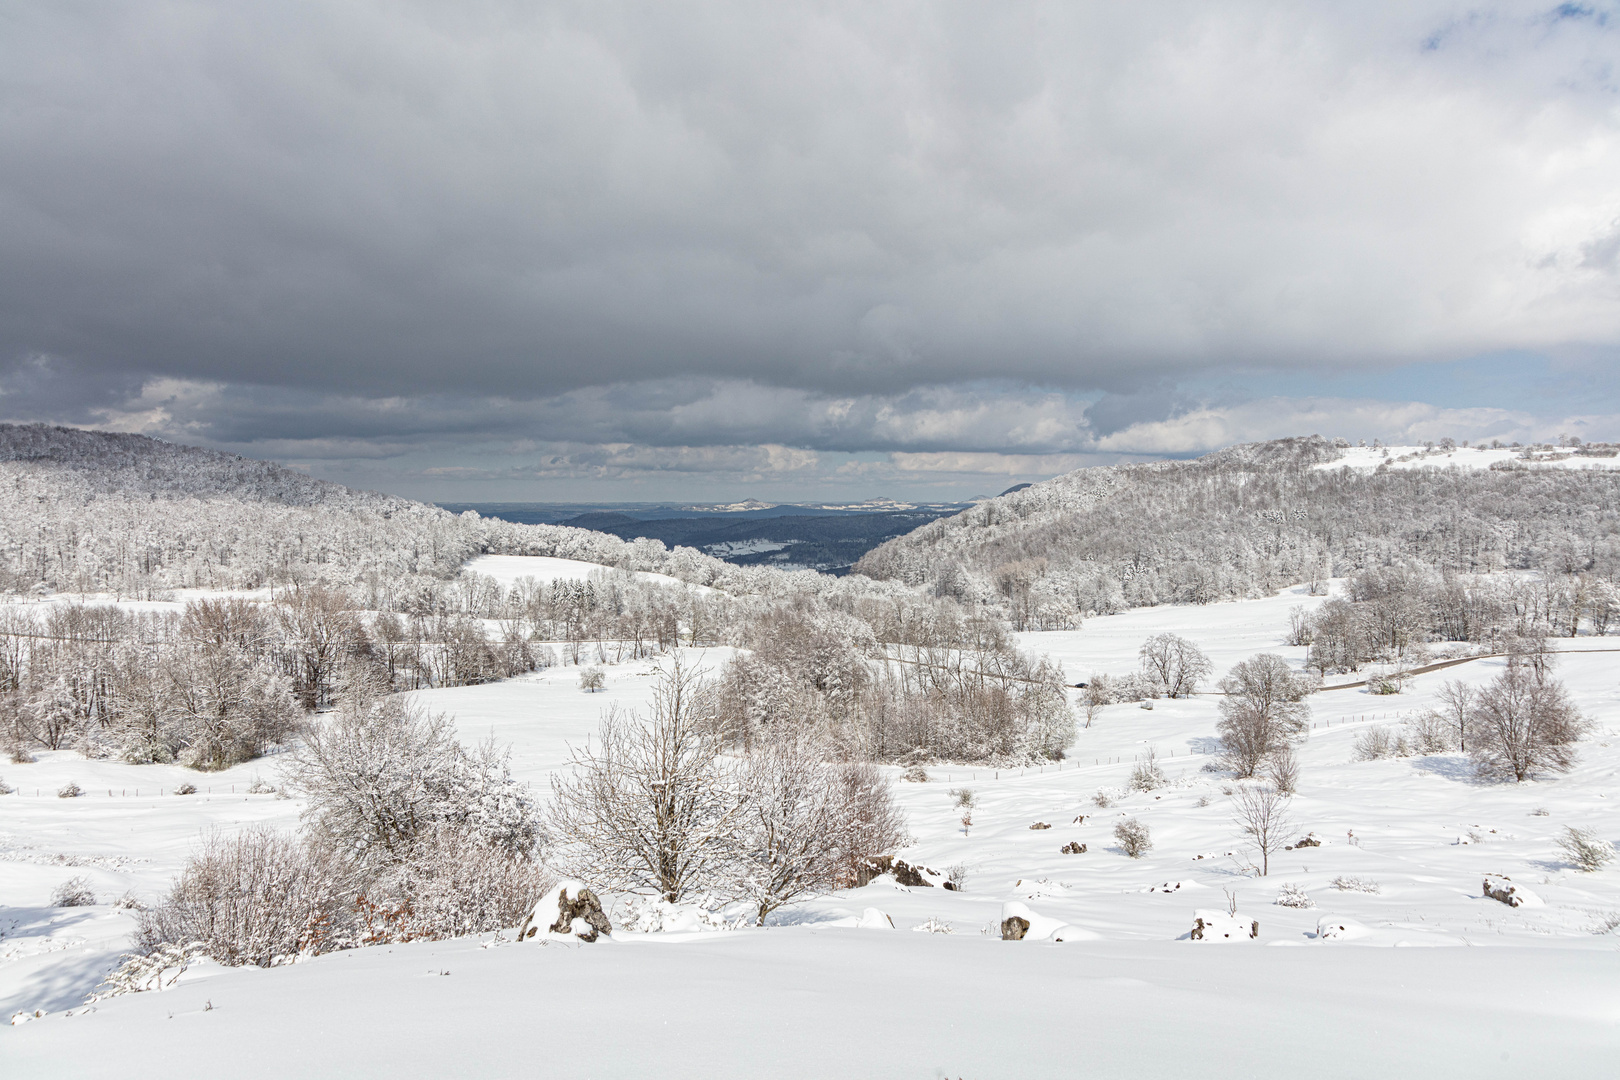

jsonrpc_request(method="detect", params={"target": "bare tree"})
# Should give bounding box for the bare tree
[1080,678,1107,728]
[1138,634,1212,698]
[547,659,742,902]
[1265,743,1300,794]
[1433,680,1475,752]
[1468,665,1587,782]
[734,739,905,925]
[1232,784,1294,876]
[1216,654,1313,777]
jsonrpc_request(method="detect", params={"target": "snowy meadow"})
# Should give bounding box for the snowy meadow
[5,568,1619,1077]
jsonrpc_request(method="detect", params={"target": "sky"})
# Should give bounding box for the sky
[2,1,1619,502]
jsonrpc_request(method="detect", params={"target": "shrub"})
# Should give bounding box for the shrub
[1266,745,1300,794]
[51,876,97,907]
[0,776,12,795]
[246,775,276,795]
[136,827,356,967]
[1352,726,1408,761]
[1092,790,1114,808]
[900,765,930,783]
[57,780,83,798]
[363,827,553,942]
[1331,875,1381,893]
[174,782,198,795]
[1404,710,1458,755]
[1275,883,1314,909]
[284,693,541,872]
[1114,818,1151,858]
[1558,826,1615,872]
[949,787,976,809]
[578,666,606,693]
[1129,748,1166,792]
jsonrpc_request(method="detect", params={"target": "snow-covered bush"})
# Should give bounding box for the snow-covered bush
[174,782,197,795]
[950,787,976,809]
[1114,818,1151,858]
[51,876,96,907]
[1404,710,1459,755]
[616,896,733,933]
[1275,883,1314,909]
[136,826,356,966]
[1352,726,1409,761]
[912,917,955,933]
[1331,875,1381,893]
[245,775,275,795]
[1266,744,1300,794]
[284,691,541,872]
[1557,826,1615,872]
[94,943,205,998]
[363,827,552,942]
[0,776,11,795]
[1129,748,1166,792]
[57,780,83,798]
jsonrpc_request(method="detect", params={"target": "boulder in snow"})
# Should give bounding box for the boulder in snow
[1029,822,1051,830]
[1315,916,1371,940]
[1060,841,1087,854]
[856,907,895,929]
[893,859,958,890]
[517,881,612,943]
[1188,910,1259,942]
[1482,876,1544,909]
[1000,901,1094,942]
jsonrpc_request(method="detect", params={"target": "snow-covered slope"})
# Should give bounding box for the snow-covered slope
[5,587,1618,1075]
[1322,444,1620,472]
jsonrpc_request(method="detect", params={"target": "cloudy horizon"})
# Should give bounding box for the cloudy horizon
[4,2,1618,501]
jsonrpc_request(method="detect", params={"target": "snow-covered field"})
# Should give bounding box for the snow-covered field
[462,554,700,590]
[6,585,1620,1076]
[1320,444,1620,472]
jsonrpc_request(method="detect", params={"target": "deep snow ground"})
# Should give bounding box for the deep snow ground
[4,573,1620,1075]
[8,931,1615,1079]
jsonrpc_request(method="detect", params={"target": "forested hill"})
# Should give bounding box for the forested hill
[854,435,1620,630]
[0,424,741,600]
[0,423,406,506]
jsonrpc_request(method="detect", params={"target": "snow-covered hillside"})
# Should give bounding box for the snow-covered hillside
[1323,444,1620,472]
[5,586,1618,1076]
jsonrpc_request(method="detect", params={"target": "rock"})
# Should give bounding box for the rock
[1285,834,1321,851]
[1029,822,1052,830]
[1315,916,1370,940]
[1061,841,1087,854]
[892,859,937,888]
[850,855,894,888]
[517,881,612,943]
[1000,901,1094,941]
[1188,910,1259,942]
[1482,875,1544,908]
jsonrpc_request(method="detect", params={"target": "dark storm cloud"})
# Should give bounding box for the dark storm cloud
[2,2,1619,495]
